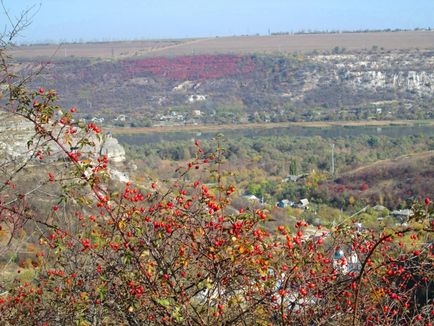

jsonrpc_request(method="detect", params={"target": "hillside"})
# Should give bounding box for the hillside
[323,151,434,208]
[12,47,434,125]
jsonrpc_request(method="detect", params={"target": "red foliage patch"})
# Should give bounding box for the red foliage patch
[122,54,256,80]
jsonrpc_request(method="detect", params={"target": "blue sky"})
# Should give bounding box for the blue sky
[4,0,434,43]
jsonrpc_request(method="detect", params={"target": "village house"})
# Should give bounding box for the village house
[333,248,360,275]
[91,117,105,123]
[296,198,310,210]
[113,114,127,122]
[243,194,261,203]
[276,198,310,209]
[276,199,295,208]
[188,94,207,103]
[391,209,414,223]
[282,173,309,182]
[192,109,202,117]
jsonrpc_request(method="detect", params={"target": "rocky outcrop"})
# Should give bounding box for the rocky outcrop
[341,70,434,94]
[0,112,125,164]
[99,134,126,163]
[310,52,434,97]
[0,112,34,162]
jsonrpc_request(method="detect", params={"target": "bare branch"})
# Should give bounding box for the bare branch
[0,0,41,46]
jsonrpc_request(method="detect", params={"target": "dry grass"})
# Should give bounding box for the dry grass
[330,150,434,206]
[9,39,192,59]
[10,31,434,59]
[339,151,434,177]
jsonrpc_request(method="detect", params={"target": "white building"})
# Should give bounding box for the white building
[188,94,207,103]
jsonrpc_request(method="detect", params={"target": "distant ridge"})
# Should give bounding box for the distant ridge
[10,31,434,59]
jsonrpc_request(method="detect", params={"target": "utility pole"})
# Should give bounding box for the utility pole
[331,143,335,176]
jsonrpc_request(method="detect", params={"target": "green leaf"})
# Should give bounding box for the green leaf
[156,298,170,307]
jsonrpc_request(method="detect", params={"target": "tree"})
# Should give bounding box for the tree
[289,159,298,176]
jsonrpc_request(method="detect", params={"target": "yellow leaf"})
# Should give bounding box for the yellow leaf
[118,219,126,230]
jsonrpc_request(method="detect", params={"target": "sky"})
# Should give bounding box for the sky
[3,0,434,44]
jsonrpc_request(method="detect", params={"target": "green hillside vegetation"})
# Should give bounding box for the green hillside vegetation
[123,132,434,211]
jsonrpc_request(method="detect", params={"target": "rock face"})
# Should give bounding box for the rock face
[0,112,34,163]
[339,70,434,95]
[338,69,434,96]
[0,112,126,164]
[99,134,126,163]
[310,52,434,96]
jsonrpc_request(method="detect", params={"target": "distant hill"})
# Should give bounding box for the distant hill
[321,151,434,208]
[12,47,434,125]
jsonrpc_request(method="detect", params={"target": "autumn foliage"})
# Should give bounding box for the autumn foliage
[122,55,256,80]
[0,54,433,325]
